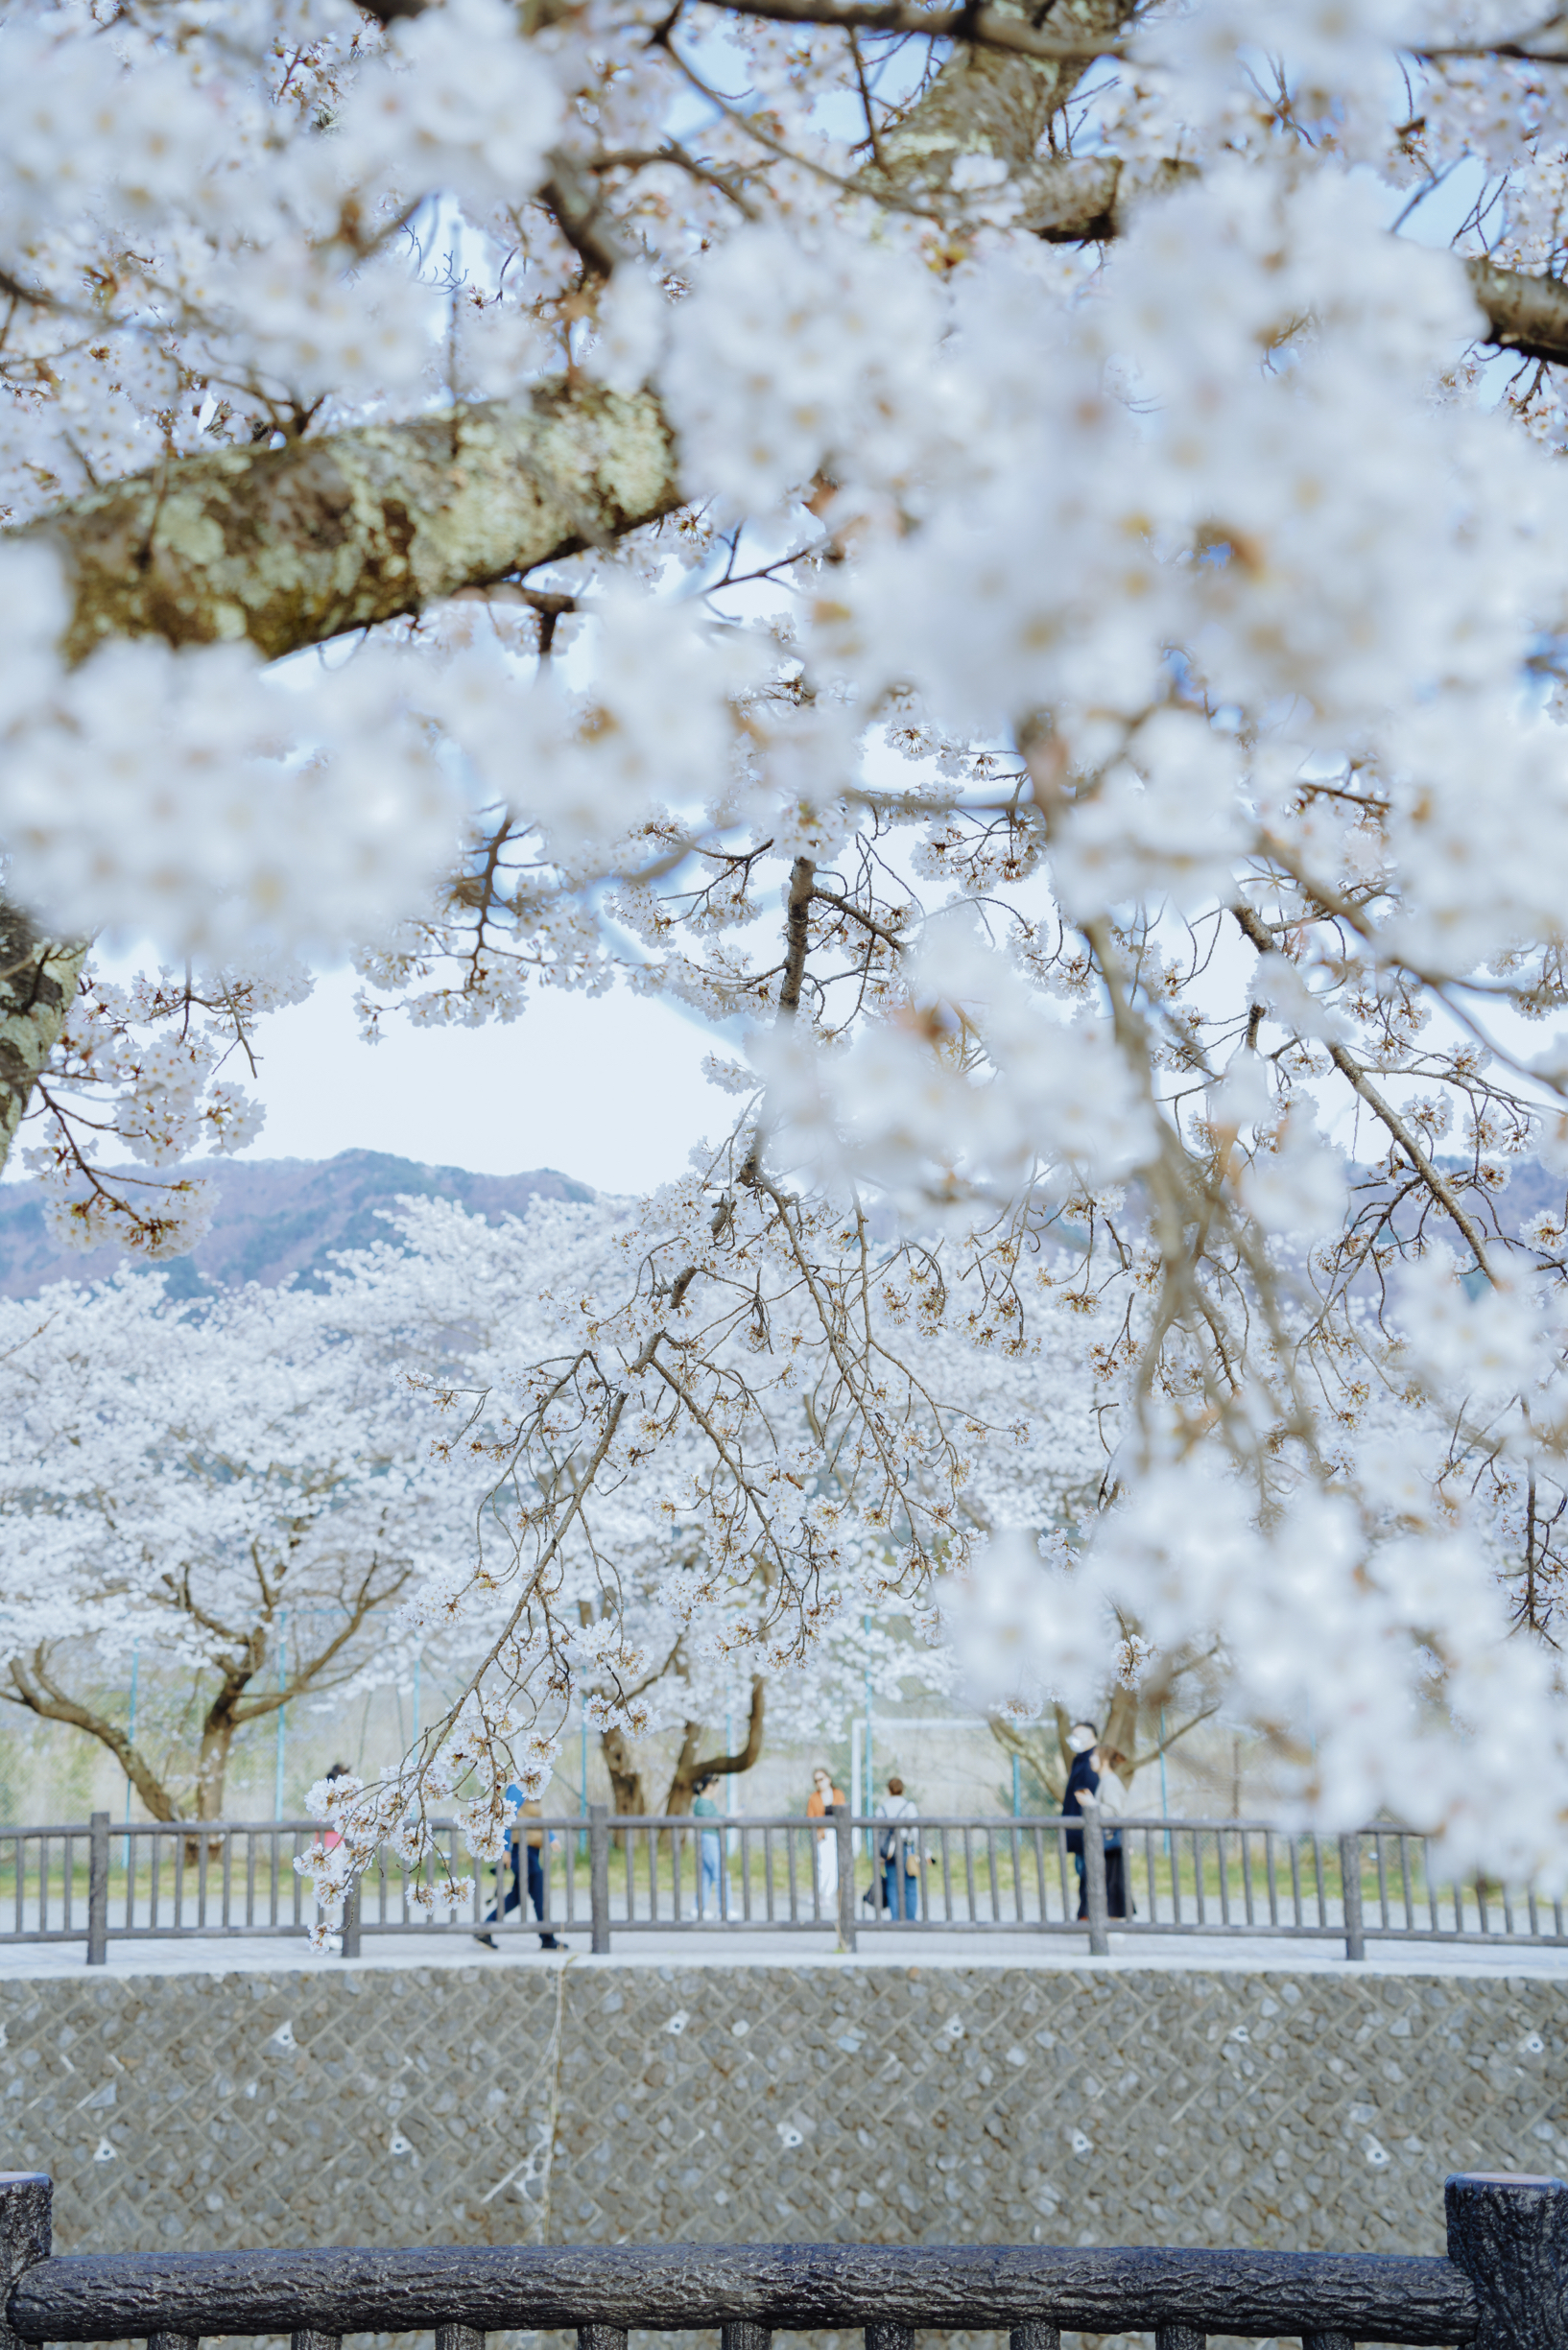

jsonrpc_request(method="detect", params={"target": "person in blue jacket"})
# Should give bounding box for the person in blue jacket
[476,1783,563,1951]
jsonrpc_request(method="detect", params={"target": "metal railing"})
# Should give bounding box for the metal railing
[4,1806,1565,1964]
[0,2168,1559,2346]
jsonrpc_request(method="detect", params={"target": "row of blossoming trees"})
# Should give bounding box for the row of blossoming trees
[0,0,1565,1925]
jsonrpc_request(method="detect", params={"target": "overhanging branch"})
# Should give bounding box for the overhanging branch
[699,0,1126,60]
[12,382,680,667]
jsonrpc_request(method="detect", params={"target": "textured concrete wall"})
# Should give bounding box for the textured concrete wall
[3,1958,1563,2278]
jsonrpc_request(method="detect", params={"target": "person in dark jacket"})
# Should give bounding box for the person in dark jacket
[1061,1721,1100,1917]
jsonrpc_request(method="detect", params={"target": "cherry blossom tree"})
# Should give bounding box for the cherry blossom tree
[4,0,1568,1919]
[0,1263,468,1819]
[344,1194,979,1812]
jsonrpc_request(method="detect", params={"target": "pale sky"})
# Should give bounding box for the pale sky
[231,971,723,1193]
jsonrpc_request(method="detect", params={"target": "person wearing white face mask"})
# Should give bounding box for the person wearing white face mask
[1062,1720,1100,1917]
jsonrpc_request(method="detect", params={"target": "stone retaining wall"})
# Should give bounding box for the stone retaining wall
[4,1959,1563,2286]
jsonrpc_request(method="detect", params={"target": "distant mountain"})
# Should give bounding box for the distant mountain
[1,1142,1557,1304]
[0,1150,595,1299]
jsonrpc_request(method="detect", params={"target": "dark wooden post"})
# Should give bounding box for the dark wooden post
[866,2326,914,2350]
[1010,2325,1060,2350]
[1155,2331,1204,2350]
[589,1804,610,1955]
[1340,1833,1365,1962]
[0,2173,51,2350]
[723,2324,772,2350]
[291,2332,343,2350]
[1446,2170,1568,2350]
[835,1805,856,1953]
[340,1877,361,1961]
[148,2333,200,2350]
[579,2327,626,2350]
[86,1812,109,1966]
[1082,1816,1110,1957]
[1303,2335,1355,2350]
[436,2326,484,2350]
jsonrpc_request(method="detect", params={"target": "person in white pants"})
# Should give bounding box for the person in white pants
[808,1764,844,1911]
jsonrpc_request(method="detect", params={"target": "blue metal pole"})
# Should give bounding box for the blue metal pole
[274,1611,287,1819]
[125,1644,137,1816]
[124,1641,138,1876]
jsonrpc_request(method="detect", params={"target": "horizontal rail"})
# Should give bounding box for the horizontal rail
[8,2242,1481,2341]
[4,1810,1564,1963]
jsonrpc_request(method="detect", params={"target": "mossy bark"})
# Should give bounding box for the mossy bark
[0,905,85,1175]
[16,383,680,668]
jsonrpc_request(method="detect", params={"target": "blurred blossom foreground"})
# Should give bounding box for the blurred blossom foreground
[3,0,1568,1938]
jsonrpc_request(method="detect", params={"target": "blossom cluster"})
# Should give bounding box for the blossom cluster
[10,0,1568,1891]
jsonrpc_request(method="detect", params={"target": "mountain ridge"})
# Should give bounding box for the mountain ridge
[0,1149,595,1299]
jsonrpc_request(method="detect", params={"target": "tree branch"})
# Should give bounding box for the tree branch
[0,902,86,1176]
[1466,251,1568,366]
[779,855,817,1015]
[3,1650,178,1820]
[12,383,680,668]
[701,0,1127,61]
[1230,901,1500,1287]
[698,1673,766,1778]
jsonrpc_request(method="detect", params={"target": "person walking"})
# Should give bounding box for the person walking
[476,1785,563,1950]
[1080,1741,1133,1920]
[1061,1721,1100,1918]
[321,1760,351,1853]
[693,1771,730,1918]
[874,1775,921,1918]
[806,1764,845,1912]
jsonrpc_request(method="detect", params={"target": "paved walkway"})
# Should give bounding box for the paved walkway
[4,1923,1568,1981]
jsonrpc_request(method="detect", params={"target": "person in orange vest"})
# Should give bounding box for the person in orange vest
[806,1763,846,1911]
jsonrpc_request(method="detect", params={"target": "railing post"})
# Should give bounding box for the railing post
[835,1805,856,1954]
[1009,2329,1059,2350]
[1446,2170,1568,2350]
[589,1803,610,1955]
[436,2327,484,2350]
[340,1875,361,1961]
[1341,1831,1365,1961]
[0,2172,52,2350]
[1082,1815,1110,1956]
[723,2326,772,2350]
[86,1811,109,1966]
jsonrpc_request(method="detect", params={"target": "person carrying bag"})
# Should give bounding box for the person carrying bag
[874,1776,921,1918]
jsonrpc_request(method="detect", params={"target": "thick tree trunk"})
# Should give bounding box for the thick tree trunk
[195,1707,240,1822]
[662,1678,766,1816]
[600,1723,650,1817]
